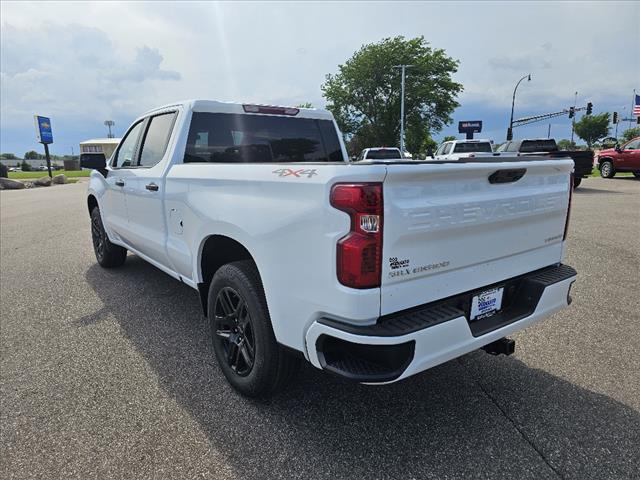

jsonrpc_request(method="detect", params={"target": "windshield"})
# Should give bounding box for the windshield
[366,149,402,159]
[520,140,558,153]
[452,142,492,153]
[184,112,344,163]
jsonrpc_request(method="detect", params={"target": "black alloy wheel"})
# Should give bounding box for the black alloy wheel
[213,286,256,377]
[91,211,106,262]
[90,207,127,267]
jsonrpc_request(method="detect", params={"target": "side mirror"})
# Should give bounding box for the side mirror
[614,144,622,152]
[80,153,107,170]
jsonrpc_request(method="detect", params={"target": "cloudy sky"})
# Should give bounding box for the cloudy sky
[1,1,638,156]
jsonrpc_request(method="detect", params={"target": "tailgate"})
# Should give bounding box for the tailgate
[381,158,573,315]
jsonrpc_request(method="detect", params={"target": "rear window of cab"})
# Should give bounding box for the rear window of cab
[365,149,402,159]
[184,112,344,163]
[453,142,492,153]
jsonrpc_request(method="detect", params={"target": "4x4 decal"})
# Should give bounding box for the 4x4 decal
[272,168,318,178]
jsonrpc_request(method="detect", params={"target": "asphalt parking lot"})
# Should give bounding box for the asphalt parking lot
[1,176,639,479]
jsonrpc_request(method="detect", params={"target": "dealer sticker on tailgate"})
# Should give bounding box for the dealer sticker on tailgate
[470,287,504,321]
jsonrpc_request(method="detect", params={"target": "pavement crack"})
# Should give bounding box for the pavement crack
[472,372,564,479]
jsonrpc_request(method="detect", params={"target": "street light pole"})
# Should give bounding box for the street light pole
[507,73,531,140]
[393,65,413,153]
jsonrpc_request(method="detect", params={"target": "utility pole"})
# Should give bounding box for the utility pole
[547,123,551,139]
[393,65,412,153]
[570,91,578,145]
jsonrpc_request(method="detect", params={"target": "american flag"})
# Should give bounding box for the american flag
[634,94,640,116]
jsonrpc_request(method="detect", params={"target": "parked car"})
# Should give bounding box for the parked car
[496,138,593,188]
[85,100,576,397]
[356,147,403,161]
[433,139,496,160]
[595,137,640,178]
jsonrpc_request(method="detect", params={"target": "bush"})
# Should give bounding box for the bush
[21,160,31,171]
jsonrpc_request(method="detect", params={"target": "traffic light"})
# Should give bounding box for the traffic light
[613,112,618,124]
[568,107,575,118]
[586,102,593,115]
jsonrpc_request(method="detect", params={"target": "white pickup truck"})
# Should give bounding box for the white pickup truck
[86,100,577,397]
[434,139,497,160]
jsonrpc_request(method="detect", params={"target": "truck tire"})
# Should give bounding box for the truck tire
[90,207,127,268]
[208,260,299,397]
[573,177,582,188]
[599,160,615,178]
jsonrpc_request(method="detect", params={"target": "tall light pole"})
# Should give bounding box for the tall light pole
[570,91,578,145]
[104,120,115,138]
[630,89,636,130]
[507,73,531,140]
[393,65,412,153]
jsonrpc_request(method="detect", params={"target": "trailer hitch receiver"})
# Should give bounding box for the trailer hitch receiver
[482,337,515,356]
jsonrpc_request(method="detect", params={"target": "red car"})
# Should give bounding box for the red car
[596,137,640,178]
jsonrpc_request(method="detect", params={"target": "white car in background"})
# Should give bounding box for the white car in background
[356,147,403,161]
[433,139,496,160]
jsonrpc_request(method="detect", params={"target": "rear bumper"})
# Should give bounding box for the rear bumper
[305,264,576,383]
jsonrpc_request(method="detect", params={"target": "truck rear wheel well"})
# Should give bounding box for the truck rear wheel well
[198,235,256,316]
[87,195,98,214]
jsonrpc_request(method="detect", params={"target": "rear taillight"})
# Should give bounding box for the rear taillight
[330,183,383,289]
[563,173,573,241]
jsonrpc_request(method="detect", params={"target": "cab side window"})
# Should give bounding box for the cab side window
[112,121,144,168]
[442,143,453,155]
[138,112,178,167]
[625,140,639,150]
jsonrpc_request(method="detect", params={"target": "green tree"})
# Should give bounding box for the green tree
[322,36,462,155]
[296,102,314,108]
[620,126,640,143]
[556,139,576,150]
[21,160,31,171]
[442,135,457,142]
[0,153,16,160]
[24,150,41,159]
[573,113,610,148]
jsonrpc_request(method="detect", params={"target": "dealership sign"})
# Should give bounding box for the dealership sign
[34,115,53,144]
[458,120,482,139]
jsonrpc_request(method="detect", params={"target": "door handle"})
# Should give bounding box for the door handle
[145,182,159,192]
[115,179,125,187]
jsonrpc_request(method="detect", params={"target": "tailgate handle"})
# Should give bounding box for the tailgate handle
[489,168,526,184]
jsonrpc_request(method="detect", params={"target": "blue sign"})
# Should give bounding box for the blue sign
[34,115,53,144]
[458,120,483,140]
[458,120,483,133]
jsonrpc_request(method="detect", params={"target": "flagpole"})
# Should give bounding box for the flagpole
[630,89,636,130]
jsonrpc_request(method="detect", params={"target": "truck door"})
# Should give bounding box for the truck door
[102,120,144,244]
[123,111,178,268]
